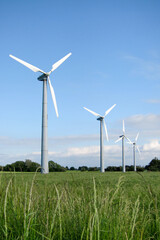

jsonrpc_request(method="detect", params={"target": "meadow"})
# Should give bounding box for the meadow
[0,171,160,239]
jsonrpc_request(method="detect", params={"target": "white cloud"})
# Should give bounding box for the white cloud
[143,140,160,151]
[0,142,122,167]
[52,145,121,158]
[0,140,159,168]
[47,144,123,167]
[63,146,99,157]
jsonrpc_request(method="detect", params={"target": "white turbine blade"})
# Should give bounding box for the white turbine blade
[123,120,125,133]
[104,104,116,117]
[9,54,46,74]
[49,53,72,74]
[135,132,139,142]
[136,145,141,155]
[83,107,100,117]
[115,137,122,143]
[48,77,59,118]
[124,135,132,143]
[103,120,109,141]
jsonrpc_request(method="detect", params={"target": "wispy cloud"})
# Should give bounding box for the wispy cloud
[49,134,99,145]
[145,99,160,104]
[0,134,99,153]
[0,136,40,147]
[126,114,160,130]
[121,114,160,141]
[95,71,109,80]
[124,55,160,80]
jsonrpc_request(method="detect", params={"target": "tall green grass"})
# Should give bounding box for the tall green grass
[0,171,160,239]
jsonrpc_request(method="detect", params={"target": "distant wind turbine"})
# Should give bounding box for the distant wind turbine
[9,53,72,174]
[83,104,116,173]
[115,120,131,172]
[127,133,141,172]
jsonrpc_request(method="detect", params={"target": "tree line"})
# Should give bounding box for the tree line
[0,159,66,172]
[0,157,160,172]
[67,157,160,172]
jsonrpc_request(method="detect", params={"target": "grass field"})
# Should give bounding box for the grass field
[0,171,160,239]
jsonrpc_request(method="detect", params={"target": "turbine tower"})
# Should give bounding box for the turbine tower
[9,53,72,174]
[83,104,116,173]
[127,133,140,171]
[115,120,131,172]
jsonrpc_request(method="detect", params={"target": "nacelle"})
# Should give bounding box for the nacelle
[97,117,103,121]
[38,74,48,81]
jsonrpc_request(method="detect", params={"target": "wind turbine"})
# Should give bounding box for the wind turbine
[9,53,72,174]
[83,104,116,173]
[127,133,140,172]
[115,120,131,172]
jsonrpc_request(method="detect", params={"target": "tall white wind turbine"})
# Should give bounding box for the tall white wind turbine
[127,133,140,172]
[115,120,131,172]
[9,53,72,174]
[83,104,116,173]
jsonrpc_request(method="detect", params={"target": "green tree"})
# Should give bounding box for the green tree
[70,166,76,170]
[88,167,99,171]
[25,159,32,170]
[25,159,40,172]
[78,166,88,171]
[145,157,160,171]
[49,161,66,172]
[11,161,26,171]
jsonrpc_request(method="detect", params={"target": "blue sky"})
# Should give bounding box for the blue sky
[1,0,160,168]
